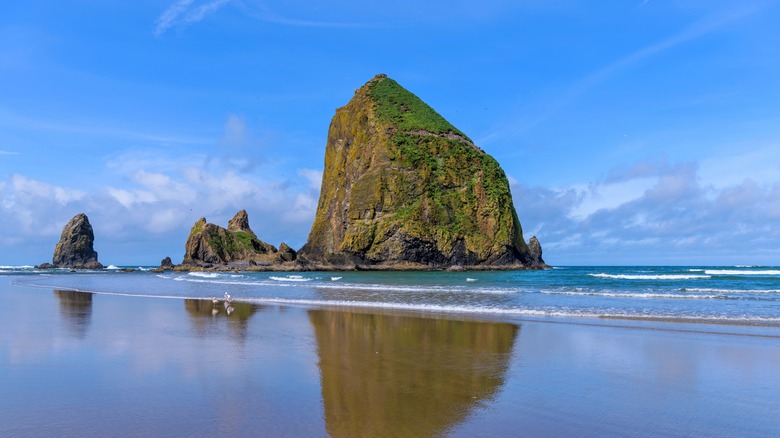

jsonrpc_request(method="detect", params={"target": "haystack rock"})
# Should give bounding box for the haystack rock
[181,211,286,267]
[299,74,545,269]
[38,213,104,269]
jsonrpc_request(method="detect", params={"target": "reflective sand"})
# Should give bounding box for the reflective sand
[1,280,779,437]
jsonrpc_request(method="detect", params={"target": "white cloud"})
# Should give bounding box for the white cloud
[154,0,231,36]
[298,168,323,191]
[0,138,324,263]
[568,177,655,220]
[11,174,86,205]
[513,158,780,265]
[699,144,780,188]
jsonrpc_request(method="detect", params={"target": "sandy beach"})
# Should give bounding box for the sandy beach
[1,278,779,437]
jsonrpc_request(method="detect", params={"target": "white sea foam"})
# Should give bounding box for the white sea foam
[106,265,120,270]
[680,288,780,294]
[313,282,519,295]
[242,297,589,318]
[0,265,34,269]
[330,277,342,281]
[188,272,220,278]
[589,273,710,280]
[466,278,477,282]
[161,274,521,295]
[239,296,780,324]
[269,275,312,282]
[540,290,728,300]
[704,270,780,276]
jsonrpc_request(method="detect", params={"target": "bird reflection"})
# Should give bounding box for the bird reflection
[184,298,263,340]
[53,290,93,339]
[308,310,519,437]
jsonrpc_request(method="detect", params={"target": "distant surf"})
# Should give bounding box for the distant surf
[11,265,780,328]
[589,273,710,280]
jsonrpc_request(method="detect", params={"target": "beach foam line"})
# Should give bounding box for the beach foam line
[311,282,520,294]
[269,275,312,282]
[704,269,780,276]
[589,273,710,280]
[240,297,780,325]
[242,297,597,317]
[540,290,732,300]
[680,288,780,294]
[187,272,221,278]
[158,274,522,295]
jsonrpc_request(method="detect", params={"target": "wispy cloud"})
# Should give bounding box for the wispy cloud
[0,107,211,145]
[480,3,764,144]
[154,0,232,36]
[233,1,381,28]
[0,150,18,156]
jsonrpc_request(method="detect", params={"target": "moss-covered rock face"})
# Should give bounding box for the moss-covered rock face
[300,74,545,269]
[182,211,282,267]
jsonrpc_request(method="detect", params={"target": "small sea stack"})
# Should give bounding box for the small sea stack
[179,210,296,269]
[37,213,104,269]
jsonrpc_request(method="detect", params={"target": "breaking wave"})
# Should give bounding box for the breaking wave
[589,273,710,280]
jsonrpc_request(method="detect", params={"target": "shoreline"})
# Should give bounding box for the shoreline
[10,276,780,336]
[2,279,779,437]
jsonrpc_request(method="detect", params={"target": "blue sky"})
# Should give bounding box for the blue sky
[1,0,779,266]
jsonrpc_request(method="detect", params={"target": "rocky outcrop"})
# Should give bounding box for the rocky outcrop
[299,74,545,269]
[227,210,255,237]
[151,256,176,273]
[528,236,545,266]
[38,213,104,269]
[160,256,174,270]
[181,211,294,267]
[276,242,297,262]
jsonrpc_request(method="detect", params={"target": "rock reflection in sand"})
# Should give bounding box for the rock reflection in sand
[309,310,519,437]
[184,298,265,340]
[53,290,93,339]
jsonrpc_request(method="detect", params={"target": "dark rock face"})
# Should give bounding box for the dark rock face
[160,256,174,269]
[276,242,297,262]
[299,74,545,269]
[40,213,104,269]
[528,236,545,266]
[227,209,256,237]
[181,211,284,267]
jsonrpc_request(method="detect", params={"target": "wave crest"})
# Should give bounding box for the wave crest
[589,273,710,280]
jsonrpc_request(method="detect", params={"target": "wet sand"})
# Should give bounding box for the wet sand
[1,280,779,437]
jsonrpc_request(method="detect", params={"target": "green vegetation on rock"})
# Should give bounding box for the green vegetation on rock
[300,74,545,269]
[182,211,285,267]
[367,75,469,139]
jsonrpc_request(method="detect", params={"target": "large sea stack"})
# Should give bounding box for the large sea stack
[299,74,545,269]
[38,213,104,269]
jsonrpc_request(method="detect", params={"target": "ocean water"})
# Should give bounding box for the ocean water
[5,265,779,329]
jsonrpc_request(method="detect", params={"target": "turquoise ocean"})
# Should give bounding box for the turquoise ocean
[5,265,779,330]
